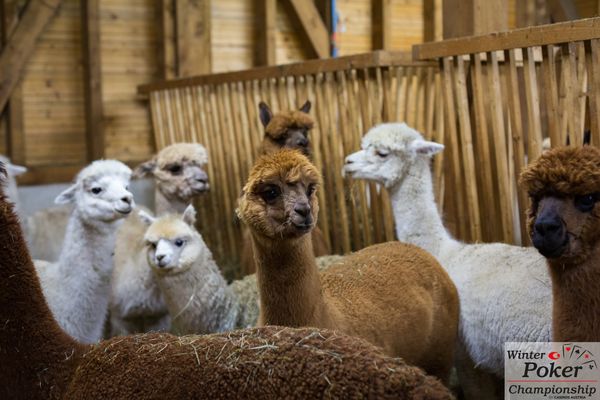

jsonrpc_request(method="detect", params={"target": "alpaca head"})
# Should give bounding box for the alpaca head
[55,160,134,223]
[259,101,314,157]
[237,149,320,240]
[133,143,209,202]
[139,205,202,273]
[343,123,444,188]
[520,146,600,265]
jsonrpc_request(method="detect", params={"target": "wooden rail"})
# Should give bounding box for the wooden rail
[413,17,600,246]
[141,51,443,274]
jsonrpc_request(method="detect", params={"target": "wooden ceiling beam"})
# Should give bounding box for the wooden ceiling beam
[256,0,276,66]
[286,0,329,59]
[0,0,63,113]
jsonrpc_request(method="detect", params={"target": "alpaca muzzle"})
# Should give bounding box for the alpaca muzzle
[532,212,568,259]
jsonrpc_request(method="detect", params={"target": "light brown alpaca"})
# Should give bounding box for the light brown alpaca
[237,149,460,382]
[521,145,600,342]
[0,162,455,400]
[240,101,330,275]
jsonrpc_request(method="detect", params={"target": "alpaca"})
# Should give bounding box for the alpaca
[139,205,343,335]
[0,176,453,400]
[110,142,210,336]
[343,123,552,397]
[521,145,600,342]
[33,160,134,344]
[237,149,459,382]
[241,101,330,275]
[0,155,26,211]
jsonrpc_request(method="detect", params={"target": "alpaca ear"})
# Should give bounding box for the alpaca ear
[182,204,197,226]
[133,158,157,179]
[258,102,272,128]
[138,210,156,226]
[299,100,311,114]
[0,162,6,183]
[6,163,27,176]
[55,185,78,204]
[410,140,444,156]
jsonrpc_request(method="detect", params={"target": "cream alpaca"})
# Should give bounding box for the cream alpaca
[110,142,210,336]
[343,123,552,396]
[34,160,133,343]
[238,149,459,382]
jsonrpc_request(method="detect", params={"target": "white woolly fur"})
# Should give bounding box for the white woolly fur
[343,123,552,382]
[34,159,134,343]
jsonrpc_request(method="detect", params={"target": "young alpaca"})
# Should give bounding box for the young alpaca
[343,123,552,397]
[237,149,459,382]
[33,160,134,344]
[521,145,600,341]
[109,142,210,336]
[0,176,453,400]
[241,101,330,274]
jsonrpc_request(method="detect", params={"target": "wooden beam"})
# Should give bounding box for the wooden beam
[414,17,600,60]
[139,51,436,94]
[176,0,211,76]
[442,0,507,39]
[17,164,84,185]
[286,0,329,58]
[81,0,104,161]
[1,0,26,165]
[0,0,62,114]
[156,0,176,79]
[372,0,391,50]
[256,0,276,66]
[423,0,435,42]
[547,0,579,22]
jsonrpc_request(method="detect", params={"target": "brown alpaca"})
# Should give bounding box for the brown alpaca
[240,101,330,275]
[521,145,600,342]
[237,149,460,382]
[0,164,452,399]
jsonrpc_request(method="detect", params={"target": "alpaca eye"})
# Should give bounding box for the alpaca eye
[147,242,156,249]
[376,150,389,158]
[168,164,182,175]
[260,185,281,203]
[91,187,102,195]
[307,184,316,196]
[574,194,598,212]
[174,239,185,247]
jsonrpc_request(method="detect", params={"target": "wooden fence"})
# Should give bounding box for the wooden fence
[139,51,442,273]
[413,17,600,246]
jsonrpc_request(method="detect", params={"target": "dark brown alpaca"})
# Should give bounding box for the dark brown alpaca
[521,145,600,341]
[0,163,452,399]
[237,150,460,383]
[240,101,330,275]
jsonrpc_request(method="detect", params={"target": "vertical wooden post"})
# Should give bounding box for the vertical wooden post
[156,0,176,79]
[81,0,104,161]
[423,0,435,42]
[256,0,276,66]
[176,0,211,76]
[443,0,507,38]
[372,0,391,49]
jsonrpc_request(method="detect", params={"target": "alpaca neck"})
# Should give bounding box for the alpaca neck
[388,158,453,258]
[548,250,600,341]
[253,232,334,328]
[156,242,239,334]
[44,209,120,342]
[155,187,187,215]
[0,200,82,398]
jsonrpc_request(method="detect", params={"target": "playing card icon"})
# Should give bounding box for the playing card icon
[582,360,597,370]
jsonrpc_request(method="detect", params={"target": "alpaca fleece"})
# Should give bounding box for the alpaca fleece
[264,110,315,139]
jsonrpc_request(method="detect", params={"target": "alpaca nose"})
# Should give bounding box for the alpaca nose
[294,202,311,217]
[296,137,308,147]
[157,254,165,261]
[121,195,132,205]
[532,213,567,258]
[534,217,562,236]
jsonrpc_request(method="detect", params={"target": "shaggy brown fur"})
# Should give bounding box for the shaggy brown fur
[0,171,452,399]
[237,150,460,382]
[520,146,600,341]
[241,101,329,275]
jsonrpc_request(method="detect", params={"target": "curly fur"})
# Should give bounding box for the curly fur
[264,110,315,139]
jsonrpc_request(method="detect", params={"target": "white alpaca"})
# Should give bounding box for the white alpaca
[343,123,551,392]
[109,143,210,336]
[34,160,134,344]
[0,155,27,214]
[138,206,256,334]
